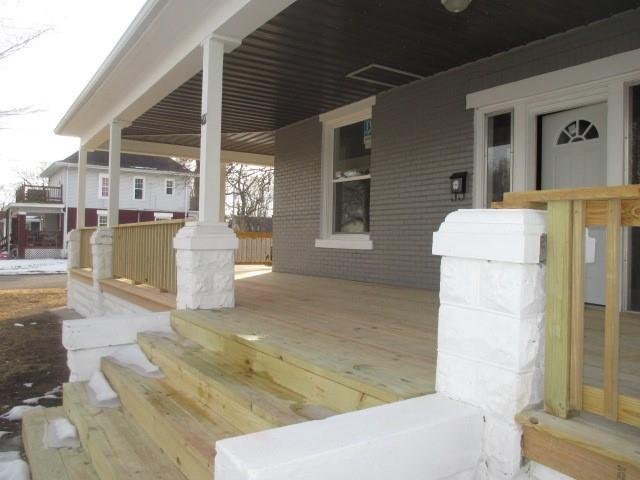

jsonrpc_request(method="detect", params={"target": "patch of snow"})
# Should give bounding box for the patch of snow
[12,324,23,328]
[29,322,37,326]
[107,345,164,378]
[43,418,80,449]
[0,405,43,422]
[0,452,29,480]
[0,259,67,276]
[23,384,32,388]
[22,395,57,406]
[86,372,120,408]
[0,432,8,440]
[44,386,62,397]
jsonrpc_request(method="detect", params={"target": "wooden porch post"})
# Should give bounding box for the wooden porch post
[108,121,128,227]
[17,213,26,259]
[77,146,88,228]
[544,200,573,418]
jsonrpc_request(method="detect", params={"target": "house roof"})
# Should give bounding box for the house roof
[41,151,192,178]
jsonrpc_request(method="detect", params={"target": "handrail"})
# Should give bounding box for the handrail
[496,185,640,428]
[14,184,63,204]
[111,219,185,293]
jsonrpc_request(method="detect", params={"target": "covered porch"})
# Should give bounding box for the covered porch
[49,1,640,479]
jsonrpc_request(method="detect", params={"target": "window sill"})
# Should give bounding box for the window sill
[315,236,373,250]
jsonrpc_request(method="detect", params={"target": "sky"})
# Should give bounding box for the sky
[0,0,146,188]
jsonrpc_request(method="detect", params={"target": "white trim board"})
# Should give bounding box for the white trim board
[467,47,640,109]
[468,48,640,310]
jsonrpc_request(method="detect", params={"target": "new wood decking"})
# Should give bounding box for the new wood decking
[224,271,440,400]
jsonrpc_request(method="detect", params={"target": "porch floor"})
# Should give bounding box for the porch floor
[219,270,440,400]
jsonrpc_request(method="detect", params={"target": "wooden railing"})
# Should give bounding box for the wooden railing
[499,185,640,427]
[236,231,272,265]
[111,220,185,294]
[15,184,63,204]
[79,227,96,269]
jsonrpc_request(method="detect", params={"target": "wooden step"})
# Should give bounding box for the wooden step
[62,382,189,480]
[22,407,98,480]
[101,357,240,480]
[170,310,387,413]
[137,332,329,433]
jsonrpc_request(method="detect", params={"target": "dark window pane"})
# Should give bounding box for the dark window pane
[558,131,571,144]
[486,112,512,204]
[333,120,371,179]
[334,179,370,233]
[584,124,599,140]
[631,85,640,311]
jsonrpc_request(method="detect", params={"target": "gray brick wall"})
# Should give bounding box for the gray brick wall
[273,9,640,290]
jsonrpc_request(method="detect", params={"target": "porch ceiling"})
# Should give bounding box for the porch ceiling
[123,0,640,153]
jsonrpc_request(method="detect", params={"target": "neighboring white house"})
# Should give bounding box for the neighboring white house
[2,151,194,258]
[41,150,194,231]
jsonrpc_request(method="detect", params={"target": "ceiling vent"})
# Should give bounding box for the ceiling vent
[346,64,424,88]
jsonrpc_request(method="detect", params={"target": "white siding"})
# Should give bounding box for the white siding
[50,166,191,212]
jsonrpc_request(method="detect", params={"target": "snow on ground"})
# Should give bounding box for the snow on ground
[0,259,67,276]
[0,452,29,480]
[0,406,42,422]
[44,418,80,449]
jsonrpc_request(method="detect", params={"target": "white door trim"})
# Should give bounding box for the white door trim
[468,48,640,310]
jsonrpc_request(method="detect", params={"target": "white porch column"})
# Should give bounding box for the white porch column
[199,37,224,223]
[108,120,127,227]
[432,209,548,479]
[220,162,226,223]
[173,35,239,310]
[76,146,87,229]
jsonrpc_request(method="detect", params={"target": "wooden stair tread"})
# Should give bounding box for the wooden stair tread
[138,332,317,431]
[101,357,240,480]
[63,382,189,480]
[22,407,98,480]
[171,308,424,403]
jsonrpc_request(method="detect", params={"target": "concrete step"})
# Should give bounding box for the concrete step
[62,382,189,480]
[22,406,98,480]
[101,357,241,480]
[137,332,333,433]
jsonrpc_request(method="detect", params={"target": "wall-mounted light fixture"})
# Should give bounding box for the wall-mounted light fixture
[441,0,472,13]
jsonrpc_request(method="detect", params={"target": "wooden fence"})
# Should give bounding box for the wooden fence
[236,232,272,265]
[111,220,185,294]
[498,185,640,428]
[79,227,96,269]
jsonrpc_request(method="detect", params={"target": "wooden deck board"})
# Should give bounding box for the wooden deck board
[184,271,639,405]
[194,272,439,401]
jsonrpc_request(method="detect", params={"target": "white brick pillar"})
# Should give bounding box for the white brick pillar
[174,224,238,309]
[91,228,114,283]
[67,229,81,270]
[432,208,547,479]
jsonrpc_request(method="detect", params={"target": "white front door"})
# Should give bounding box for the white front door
[541,102,607,305]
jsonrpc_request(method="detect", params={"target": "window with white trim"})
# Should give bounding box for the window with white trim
[165,179,174,195]
[133,177,144,200]
[97,213,108,227]
[316,97,375,250]
[98,174,109,199]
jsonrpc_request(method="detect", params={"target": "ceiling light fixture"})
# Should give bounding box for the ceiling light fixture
[441,0,472,13]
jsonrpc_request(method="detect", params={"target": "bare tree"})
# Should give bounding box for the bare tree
[0,184,13,211]
[13,165,47,186]
[225,164,273,226]
[0,27,49,120]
